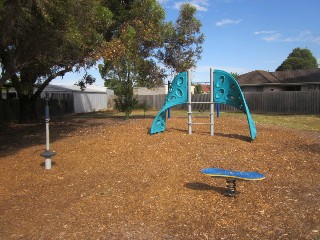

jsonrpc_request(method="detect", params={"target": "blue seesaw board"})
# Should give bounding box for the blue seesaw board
[200,168,265,181]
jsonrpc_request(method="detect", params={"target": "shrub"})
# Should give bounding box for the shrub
[138,99,152,117]
[114,83,139,119]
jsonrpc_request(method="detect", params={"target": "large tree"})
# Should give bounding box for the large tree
[99,0,168,118]
[160,3,204,74]
[276,48,318,71]
[99,2,204,118]
[100,0,167,86]
[0,0,113,121]
[0,0,204,121]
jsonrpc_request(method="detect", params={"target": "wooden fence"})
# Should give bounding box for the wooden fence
[0,93,74,122]
[2,91,319,122]
[137,91,320,114]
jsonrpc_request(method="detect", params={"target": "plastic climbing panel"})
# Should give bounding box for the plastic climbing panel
[214,70,256,140]
[150,72,188,134]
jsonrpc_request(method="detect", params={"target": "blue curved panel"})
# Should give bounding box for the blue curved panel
[214,70,256,140]
[150,72,188,134]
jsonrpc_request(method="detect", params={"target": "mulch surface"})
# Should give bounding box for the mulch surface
[0,114,319,239]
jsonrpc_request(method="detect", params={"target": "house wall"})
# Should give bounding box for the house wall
[73,90,114,113]
[42,85,114,114]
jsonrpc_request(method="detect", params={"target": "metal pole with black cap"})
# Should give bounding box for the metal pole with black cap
[40,97,56,170]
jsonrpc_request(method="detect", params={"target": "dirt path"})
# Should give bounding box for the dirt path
[0,115,319,239]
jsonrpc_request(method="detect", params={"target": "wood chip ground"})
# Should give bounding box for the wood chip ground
[0,114,319,239]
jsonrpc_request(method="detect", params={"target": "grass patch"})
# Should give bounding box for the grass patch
[72,110,159,119]
[223,112,320,131]
[72,110,320,131]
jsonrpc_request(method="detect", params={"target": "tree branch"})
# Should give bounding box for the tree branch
[32,65,73,100]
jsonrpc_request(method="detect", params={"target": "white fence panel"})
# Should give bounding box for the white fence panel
[73,92,108,113]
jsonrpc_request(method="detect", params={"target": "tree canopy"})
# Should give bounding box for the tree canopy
[0,0,112,86]
[99,0,167,89]
[99,2,204,118]
[100,2,204,89]
[0,0,113,121]
[0,0,204,121]
[276,48,318,71]
[160,4,204,74]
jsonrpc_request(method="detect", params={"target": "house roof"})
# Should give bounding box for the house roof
[237,69,320,85]
[200,84,211,92]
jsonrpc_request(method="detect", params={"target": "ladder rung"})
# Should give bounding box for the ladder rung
[187,112,211,114]
[189,123,213,125]
[189,102,213,104]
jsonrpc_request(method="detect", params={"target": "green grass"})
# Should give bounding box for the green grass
[223,112,320,131]
[73,110,320,131]
[71,110,159,119]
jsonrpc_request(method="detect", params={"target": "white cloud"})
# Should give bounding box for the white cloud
[255,30,320,44]
[173,0,209,11]
[157,0,169,4]
[215,18,242,27]
[284,30,320,44]
[254,30,277,35]
[254,30,281,42]
[262,33,281,42]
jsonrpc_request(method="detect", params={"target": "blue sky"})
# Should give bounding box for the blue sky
[53,0,320,86]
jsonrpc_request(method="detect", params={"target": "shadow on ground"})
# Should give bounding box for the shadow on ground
[0,114,135,158]
[185,182,226,196]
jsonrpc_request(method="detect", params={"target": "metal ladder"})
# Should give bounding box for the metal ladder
[187,68,214,136]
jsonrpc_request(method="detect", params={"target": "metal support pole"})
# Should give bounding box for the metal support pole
[187,70,192,135]
[210,68,214,136]
[40,98,56,170]
[45,103,50,151]
[167,81,171,119]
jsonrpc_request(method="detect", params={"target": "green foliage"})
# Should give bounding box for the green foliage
[138,99,152,117]
[0,0,204,122]
[100,1,204,121]
[194,84,202,94]
[276,48,318,71]
[136,60,166,88]
[75,74,96,91]
[0,0,115,121]
[230,72,240,79]
[100,0,167,91]
[114,82,139,119]
[160,3,204,74]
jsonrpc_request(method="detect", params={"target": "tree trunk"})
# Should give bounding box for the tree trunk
[18,94,38,123]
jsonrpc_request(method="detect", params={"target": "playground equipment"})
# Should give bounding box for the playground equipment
[150,69,264,196]
[200,168,265,197]
[150,68,256,140]
[40,98,56,170]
